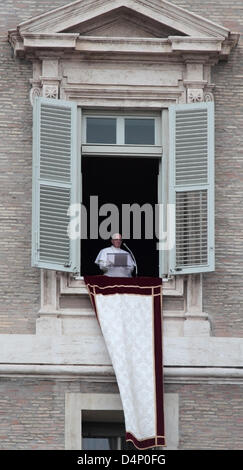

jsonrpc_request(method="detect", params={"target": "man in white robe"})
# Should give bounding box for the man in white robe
[95,233,136,277]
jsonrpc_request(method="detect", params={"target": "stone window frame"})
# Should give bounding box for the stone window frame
[37,97,210,336]
[58,104,184,299]
[65,392,179,450]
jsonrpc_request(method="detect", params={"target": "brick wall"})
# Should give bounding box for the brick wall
[168,382,243,450]
[0,0,243,335]
[0,1,74,334]
[0,377,118,450]
[0,378,243,449]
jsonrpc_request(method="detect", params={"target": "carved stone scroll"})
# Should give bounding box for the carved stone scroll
[30,85,42,106]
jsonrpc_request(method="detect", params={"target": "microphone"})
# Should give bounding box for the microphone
[123,242,138,276]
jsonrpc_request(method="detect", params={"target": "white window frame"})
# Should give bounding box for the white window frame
[81,110,162,157]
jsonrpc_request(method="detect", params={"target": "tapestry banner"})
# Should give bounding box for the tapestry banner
[84,275,165,450]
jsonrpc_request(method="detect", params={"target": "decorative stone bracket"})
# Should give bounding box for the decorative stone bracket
[183,60,215,104]
[187,88,214,103]
[29,58,60,105]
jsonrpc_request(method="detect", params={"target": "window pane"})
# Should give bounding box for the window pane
[82,417,125,450]
[86,117,116,144]
[83,438,113,450]
[125,118,155,145]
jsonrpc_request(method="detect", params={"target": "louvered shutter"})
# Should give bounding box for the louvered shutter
[32,97,80,273]
[168,102,215,275]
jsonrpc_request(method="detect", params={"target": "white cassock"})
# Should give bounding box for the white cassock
[95,246,135,277]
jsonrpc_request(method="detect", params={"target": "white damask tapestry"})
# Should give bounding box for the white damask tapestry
[84,275,165,450]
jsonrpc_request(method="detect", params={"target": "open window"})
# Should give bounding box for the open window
[31,97,215,277]
[82,410,135,450]
[81,110,161,276]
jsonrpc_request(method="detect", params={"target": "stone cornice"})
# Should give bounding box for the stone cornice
[1,364,243,384]
[8,30,238,61]
[8,0,239,59]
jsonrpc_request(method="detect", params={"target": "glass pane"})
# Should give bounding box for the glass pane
[83,437,120,450]
[86,117,116,144]
[125,118,155,145]
[82,416,125,450]
[83,438,111,450]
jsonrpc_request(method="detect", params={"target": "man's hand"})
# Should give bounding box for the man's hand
[107,260,114,267]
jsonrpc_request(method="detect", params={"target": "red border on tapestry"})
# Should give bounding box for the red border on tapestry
[83,275,165,449]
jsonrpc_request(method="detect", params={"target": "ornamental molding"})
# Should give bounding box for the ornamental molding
[29,78,61,105]
[8,32,239,60]
[187,88,204,103]
[29,85,42,106]
[186,87,215,103]
[43,84,59,99]
[203,91,214,102]
[8,0,239,59]
[59,271,184,297]
[13,0,233,38]
[60,85,184,107]
[9,32,238,60]
[1,364,243,385]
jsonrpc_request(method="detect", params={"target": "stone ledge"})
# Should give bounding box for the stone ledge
[1,335,243,368]
[0,364,243,385]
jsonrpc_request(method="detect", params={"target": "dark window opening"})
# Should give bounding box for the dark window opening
[82,410,137,450]
[81,156,159,277]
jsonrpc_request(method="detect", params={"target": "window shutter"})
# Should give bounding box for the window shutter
[32,97,80,273]
[168,102,215,275]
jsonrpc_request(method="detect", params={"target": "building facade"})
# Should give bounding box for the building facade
[0,0,243,449]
